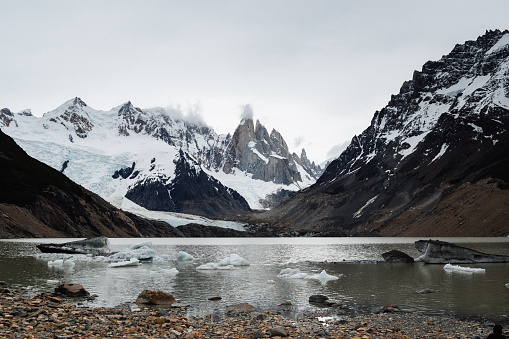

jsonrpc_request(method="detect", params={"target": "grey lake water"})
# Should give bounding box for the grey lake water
[0,237,508,322]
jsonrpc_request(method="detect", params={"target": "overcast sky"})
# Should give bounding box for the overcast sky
[1,1,508,163]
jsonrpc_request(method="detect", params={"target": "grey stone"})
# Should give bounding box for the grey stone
[415,240,509,264]
[382,249,414,263]
[269,326,287,337]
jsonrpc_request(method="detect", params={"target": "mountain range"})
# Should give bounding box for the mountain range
[0,98,322,223]
[2,29,509,237]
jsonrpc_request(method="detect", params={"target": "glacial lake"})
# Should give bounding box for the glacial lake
[0,237,508,322]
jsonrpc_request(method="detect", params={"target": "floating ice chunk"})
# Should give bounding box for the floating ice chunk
[48,259,64,266]
[196,253,248,270]
[278,268,340,285]
[311,270,340,284]
[109,242,156,261]
[197,262,236,270]
[197,262,220,270]
[46,280,60,284]
[63,260,75,268]
[161,268,179,275]
[108,258,141,268]
[177,251,194,261]
[443,263,486,273]
[278,268,308,279]
[218,254,250,266]
[506,283,509,288]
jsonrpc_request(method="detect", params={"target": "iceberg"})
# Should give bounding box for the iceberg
[48,259,64,266]
[218,254,250,266]
[196,253,249,270]
[177,251,194,261]
[109,242,156,262]
[47,259,75,267]
[278,268,309,279]
[311,270,340,284]
[197,262,236,270]
[443,263,486,273]
[108,258,141,268]
[278,268,339,284]
[37,237,111,256]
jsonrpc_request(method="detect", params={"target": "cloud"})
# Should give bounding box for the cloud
[294,135,305,148]
[326,140,351,160]
[183,103,206,126]
[240,104,254,120]
[163,102,206,126]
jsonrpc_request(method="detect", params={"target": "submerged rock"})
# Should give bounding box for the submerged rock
[415,240,509,264]
[381,250,415,263]
[416,289,440,294]
[136,290,176,305]
[309,295,329,304]
[226,303,255,314]
[54,283,90,297]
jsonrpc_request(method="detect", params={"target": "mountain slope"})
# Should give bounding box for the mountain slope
[0,128,146,238]
[0,129,257,238]
[257,29,509,237]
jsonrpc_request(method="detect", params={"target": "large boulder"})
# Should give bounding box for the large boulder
[136,290,176,305]
[415,240,509,264]
[381,250,414,263]
[54,283,90,297]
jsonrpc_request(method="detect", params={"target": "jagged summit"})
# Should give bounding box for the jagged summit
[259,29,509,237]
[221,117,318,185]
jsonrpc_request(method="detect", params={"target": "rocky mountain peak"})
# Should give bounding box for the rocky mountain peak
[44,97,93,139]
[0,108,17,128]
[117,101,145,136]
[260,30,509,237]
[72,97,87,108]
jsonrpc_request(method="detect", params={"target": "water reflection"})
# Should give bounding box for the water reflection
[0,237,508,321]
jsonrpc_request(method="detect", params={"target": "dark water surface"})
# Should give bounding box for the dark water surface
[0,237,508,322]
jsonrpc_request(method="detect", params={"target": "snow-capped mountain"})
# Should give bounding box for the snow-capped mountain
[259,29,509,237]
[0,98,321,218]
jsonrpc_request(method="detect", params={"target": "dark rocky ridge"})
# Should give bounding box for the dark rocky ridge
[125,150,251,217]
[254,30,509,237]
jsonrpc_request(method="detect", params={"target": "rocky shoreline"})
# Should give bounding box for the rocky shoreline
[1,285,506,339]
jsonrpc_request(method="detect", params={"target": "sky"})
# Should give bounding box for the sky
[1,1,509,164]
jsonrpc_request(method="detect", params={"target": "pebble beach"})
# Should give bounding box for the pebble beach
[1,286,506,339]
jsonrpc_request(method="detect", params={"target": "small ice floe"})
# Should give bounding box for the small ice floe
[505,283,509,288]
[219,254,250,266]
[149,268,179,275]
[443,263,486,273]
[108,258,141,268]
[196,263,236,270]
[278,268,340,285]
[177,251,194,261]
[46,280,60,284]
[47,259,75,268]
[278,268,309,279]
[109,242,156,262]
[196,254,250,270]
